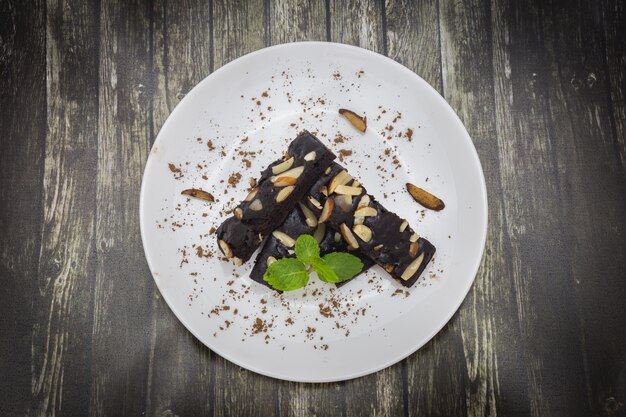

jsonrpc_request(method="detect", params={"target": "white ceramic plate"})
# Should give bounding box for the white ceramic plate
[140,42,487,382]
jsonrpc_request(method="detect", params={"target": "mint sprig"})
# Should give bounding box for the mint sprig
[263,234,364,291]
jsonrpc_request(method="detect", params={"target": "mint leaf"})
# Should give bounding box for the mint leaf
[313,260,340,283]
[294,234,320,264]
[263,258,309,291]
[322,252,364,282]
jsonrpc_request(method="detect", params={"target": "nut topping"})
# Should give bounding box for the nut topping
[234,207,243,220]
[218,239,233,258]
[352,224,373,242]
[320,186,329,196]
[334,184,363,196]
[304,151,317,161]
[384,264,394,273]
[374,244,384,251]
[272,230,295,247]
[328,170,352,194]
[273,176,297,187]
[410,233,419,242]
[406,183,445,211]
[308,196,323,210]
[339,108,367,132]
[249,199,263,211]
[272,157,294,174]
[409,241,419,257]
[233,257,243,267]
[244,187,259,201]
[401,252,425,281]
[340,223,359,249]
[313,223,326,243]
[357,195,370,208]
[275,165,304,180]
[399,220,408,232]
[318,198,334,223]
[299,203,318,227]
[354,216,364,225]
[276,185,295,203]
[335,194,353,212]
[181,188,214,202]
[267,256,277,266]
[334,232,341,242]
[324,167,332,175]
[355,206,377,217]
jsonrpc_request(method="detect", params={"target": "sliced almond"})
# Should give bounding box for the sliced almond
[339,108,367,132]
[357,195,370,208]
[328,170,352,194]
[335,194,353,212]
[384,264,394,273]
[352,224,372,242]
[287,249,295,255]
[244,187,259,201]
[249,177,257,187]
[267,256,277,266]
[233,257,243,267]
[410,233,419,242]
[276,185,295,203]
[299,202,318,227]
[273,176,297,187]
[334,184,363,196]
[181,188,214,202]
[374,244,384,251]
[401,252,425,281]
[308,196,323,210]
[409,241,419,257]
[324,167,332,175]
[354,216,364,225]
[249,199,263,211]
[406,183,445,211]
[352,180,361,188]
[304,151,316,161]
[318,198,334,223]
[272,230,295,247]
[399,220,408,233]
[272,157,294,174]
[355,206,377,217]
[274,165,304,180]
[313,223,326,243]
[334,232,341,242]
[234,207,243,220]
[219,239,232,258]
[340,223,359,249]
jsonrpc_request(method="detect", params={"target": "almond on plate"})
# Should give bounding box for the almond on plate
[181,188,214,202]
[406,183,445,211]
[339,108,367,132]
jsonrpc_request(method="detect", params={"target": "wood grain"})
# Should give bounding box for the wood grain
[269,0,327,43]
[539,0,626,413]
[601,0,626,170]
[0,1,46,416]
[28,0,99,415]
[146,1,214,416]
[89,0,153,415]
[329,0,383,52]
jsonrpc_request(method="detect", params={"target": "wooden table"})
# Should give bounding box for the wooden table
[1,0,625,416]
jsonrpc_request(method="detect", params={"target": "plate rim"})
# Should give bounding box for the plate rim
[139,41,488,383]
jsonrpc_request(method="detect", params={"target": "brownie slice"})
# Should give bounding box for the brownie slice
[216,131,336,264]
[249,165,374,289]
[303,163,436,287]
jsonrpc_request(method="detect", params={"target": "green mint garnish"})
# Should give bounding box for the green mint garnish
[263,258,309,291]
[262,234,364,291]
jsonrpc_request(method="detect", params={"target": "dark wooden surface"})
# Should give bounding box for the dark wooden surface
[1,0,625,416]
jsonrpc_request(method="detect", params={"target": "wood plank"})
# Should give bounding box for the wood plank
[0,2,46,416]
[28,0,100,415]
[539,0,626,413]
[490,0,593,415]
[601,0,626,170]
[210,1,281,416]
[269,0,327,43]
[329,0,383,51]
[89,0,153,415]
[145,1,214,416]
[327,3,406,417]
